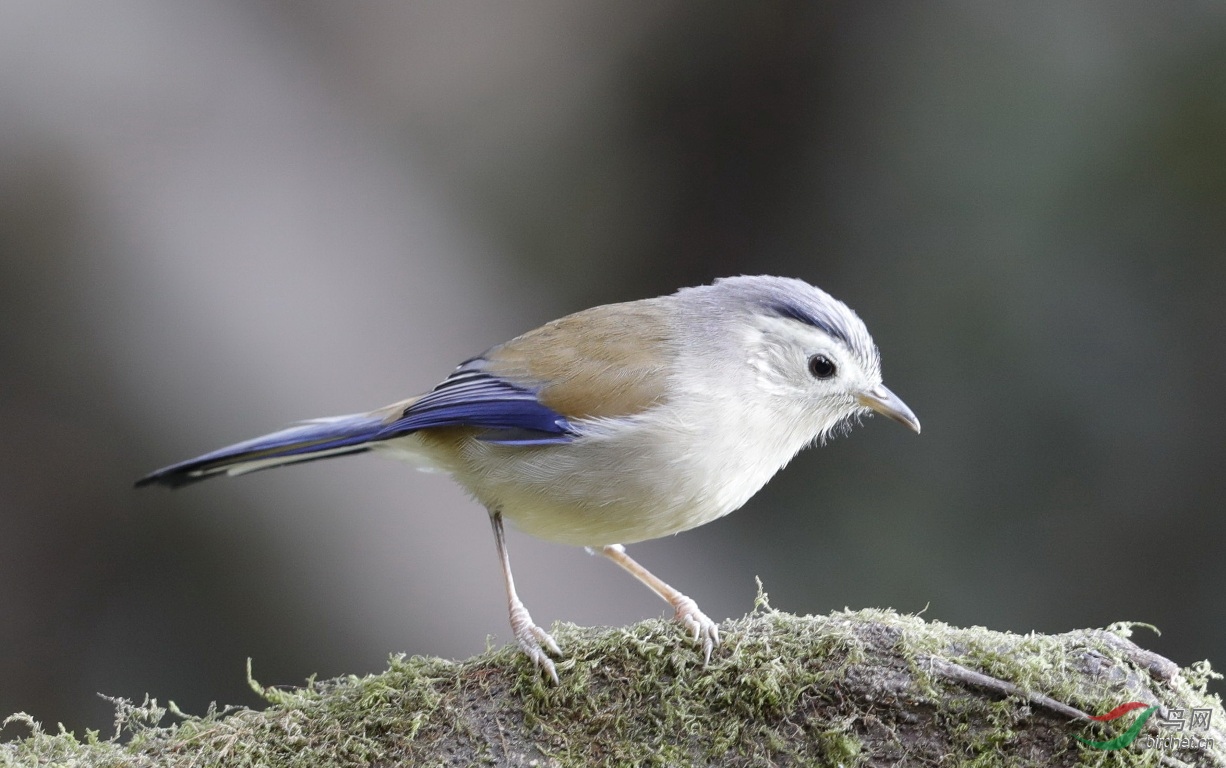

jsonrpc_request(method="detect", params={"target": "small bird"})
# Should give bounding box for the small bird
[137,275,919,682]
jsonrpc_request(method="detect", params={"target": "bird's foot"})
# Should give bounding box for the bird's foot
[670,594,720,665]
[509,598,562,684]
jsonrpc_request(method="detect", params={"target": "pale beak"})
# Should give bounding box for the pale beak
[857,384,921,434]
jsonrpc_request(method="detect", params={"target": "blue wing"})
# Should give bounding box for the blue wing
[136,359,577,488]
[134,413,389,488]
[383,360,575,445]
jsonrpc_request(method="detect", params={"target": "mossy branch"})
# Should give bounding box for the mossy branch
[3,607,1223,767]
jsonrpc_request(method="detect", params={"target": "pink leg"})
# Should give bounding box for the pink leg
[490,511,561,683]
[595,544,720,664]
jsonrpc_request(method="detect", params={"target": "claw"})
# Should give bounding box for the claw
[522,644,559,685]
[672,594,720,665]
[509,598,561,684]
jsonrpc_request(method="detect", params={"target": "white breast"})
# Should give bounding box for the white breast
[385,389,820,547]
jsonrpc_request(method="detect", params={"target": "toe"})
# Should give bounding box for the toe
[532,650,559,685]
[533,625,563,657]
[672,597,721,664]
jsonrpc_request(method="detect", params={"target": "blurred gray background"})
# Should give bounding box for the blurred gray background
[2,1,1223,733]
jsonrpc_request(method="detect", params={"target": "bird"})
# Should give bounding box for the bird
[136,275,920,682]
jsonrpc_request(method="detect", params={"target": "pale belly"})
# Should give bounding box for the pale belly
[381,409,812,547]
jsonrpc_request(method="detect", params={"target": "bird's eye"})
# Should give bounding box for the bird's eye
[808,354,837,379]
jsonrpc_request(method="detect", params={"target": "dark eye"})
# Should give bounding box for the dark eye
[808,354,837,379]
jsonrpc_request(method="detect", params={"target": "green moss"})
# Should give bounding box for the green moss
[3,608,1222,767]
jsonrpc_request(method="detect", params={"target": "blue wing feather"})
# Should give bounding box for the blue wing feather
[134,413,385,487]
[381,367,574,444]
[135,362,574,488]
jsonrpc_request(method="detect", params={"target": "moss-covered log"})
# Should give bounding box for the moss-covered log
[3,607,1223,767]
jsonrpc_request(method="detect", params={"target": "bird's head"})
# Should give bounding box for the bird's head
[680,275,921,442]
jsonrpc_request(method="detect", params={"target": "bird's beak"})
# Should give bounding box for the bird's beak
[857,385,921,434]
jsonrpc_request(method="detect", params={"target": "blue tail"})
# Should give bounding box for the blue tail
[135,413,386,488]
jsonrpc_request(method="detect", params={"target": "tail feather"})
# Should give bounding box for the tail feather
[135,413,387,489]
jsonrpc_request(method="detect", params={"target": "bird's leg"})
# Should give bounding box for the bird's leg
[489,510,561,683]
[593,544,720,664]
